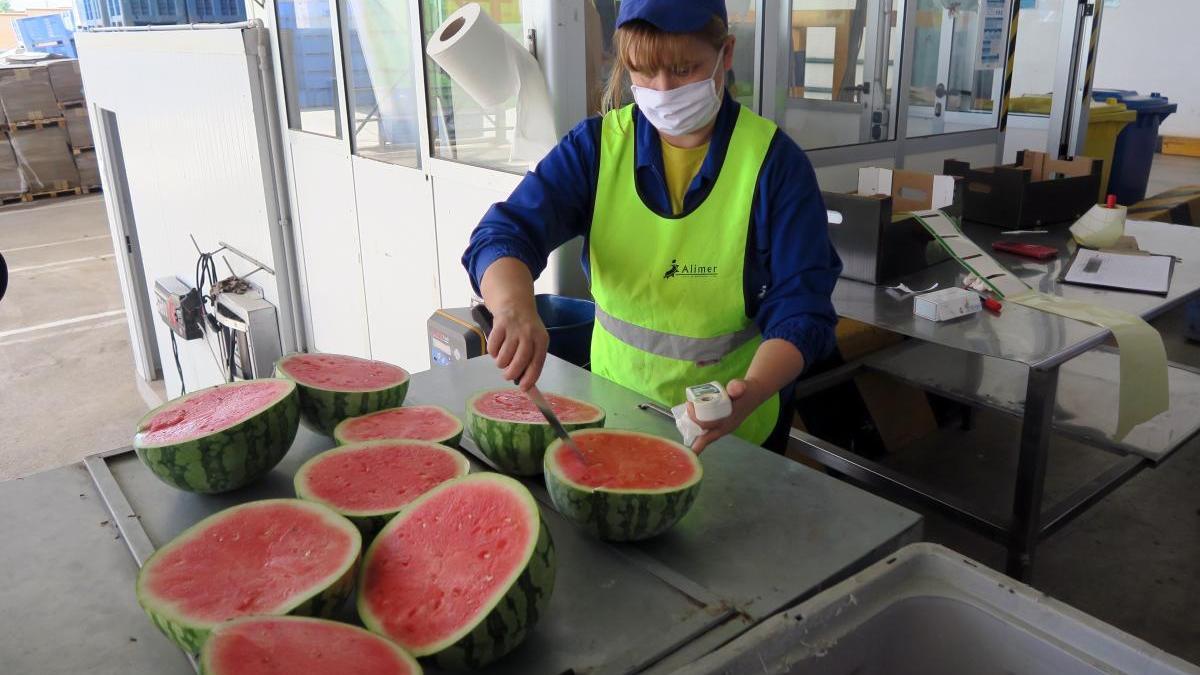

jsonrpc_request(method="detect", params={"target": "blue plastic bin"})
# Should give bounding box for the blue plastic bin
[106,0,187,26]
[13,14,77,58]
[186,0,245,22]
[1090,89,1178,204]
[535,294,595,368]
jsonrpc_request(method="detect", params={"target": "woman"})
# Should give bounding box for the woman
[462,0,841,453]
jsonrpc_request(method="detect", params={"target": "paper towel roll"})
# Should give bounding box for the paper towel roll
[426,3,518,108]
[425,3,558,165]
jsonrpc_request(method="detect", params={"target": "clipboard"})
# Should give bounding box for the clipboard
[1058,248,1176,296]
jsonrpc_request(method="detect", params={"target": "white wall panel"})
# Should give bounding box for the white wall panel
[429,159,523,308]
[288,131,371,358]
[353,157,439,370]
[77,29,288,397]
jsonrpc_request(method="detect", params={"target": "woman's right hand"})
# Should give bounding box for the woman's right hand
[479,258,548,390]
[486,298,549,390]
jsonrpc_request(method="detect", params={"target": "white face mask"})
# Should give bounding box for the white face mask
[631,47,725,137]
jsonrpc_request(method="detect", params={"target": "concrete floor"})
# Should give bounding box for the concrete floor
[0,157,1197,663]
[0,195,160,481]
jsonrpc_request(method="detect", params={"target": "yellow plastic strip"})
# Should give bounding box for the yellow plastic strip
[1009,290,1169,440]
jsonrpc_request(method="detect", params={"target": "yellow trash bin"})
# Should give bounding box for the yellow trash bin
[1084,100,1136,202]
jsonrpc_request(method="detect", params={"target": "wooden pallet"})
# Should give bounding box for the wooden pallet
[0,194,25,206]
[81,185,102,194]
[58,100,86,111]
[7,117,66,132]
[71,145,95,156]
[22,187,83,202]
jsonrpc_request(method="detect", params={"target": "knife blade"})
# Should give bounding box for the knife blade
[471,303,591,466]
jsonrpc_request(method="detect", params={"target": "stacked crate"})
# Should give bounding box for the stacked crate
[47,60,100,192]
[0,58,96,204]
[0,61,79,202]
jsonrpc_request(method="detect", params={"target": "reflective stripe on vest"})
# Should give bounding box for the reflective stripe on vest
[594,306,760,364]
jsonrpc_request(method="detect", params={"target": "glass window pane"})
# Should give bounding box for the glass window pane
[779,0,903,150]
[342,0,422,166]
[906,0,1005,138]
[1007,0,1064,116]
[276,0,342,138]
[422,0,526,173]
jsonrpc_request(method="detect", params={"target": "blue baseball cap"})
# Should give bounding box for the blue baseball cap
[616,0,728,33]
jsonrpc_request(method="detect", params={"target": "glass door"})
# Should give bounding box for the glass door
[770,0,904,150]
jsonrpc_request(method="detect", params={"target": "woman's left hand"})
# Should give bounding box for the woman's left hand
[687,379,761,454]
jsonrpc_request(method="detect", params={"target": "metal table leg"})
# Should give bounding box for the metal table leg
[1006,365,1060,581]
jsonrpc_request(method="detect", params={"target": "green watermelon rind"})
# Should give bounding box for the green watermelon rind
[293,440,472,540]
[136,499,363,655]
[358,474,557,670]
[466,388,605,476]
[275,353,411,436]
[332,405,465,448]
[134,379,301,494]
[198,616,424,675]
[544,429,703,542]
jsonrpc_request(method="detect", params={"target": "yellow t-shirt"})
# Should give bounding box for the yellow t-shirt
[660,140,709,215]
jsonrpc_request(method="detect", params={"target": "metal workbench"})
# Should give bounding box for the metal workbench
[1,356,920,674]
[793,218,1200,582]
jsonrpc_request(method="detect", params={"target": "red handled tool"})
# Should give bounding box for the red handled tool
[991,241,1059,261]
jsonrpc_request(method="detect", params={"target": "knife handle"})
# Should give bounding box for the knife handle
[471,303,523,386]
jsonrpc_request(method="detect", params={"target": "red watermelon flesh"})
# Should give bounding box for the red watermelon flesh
[361,478,535,652]
[139,379,292,445]
[278,353,408,391]
[336,406,461,443]
[142,502,356,622]
[298,442,469,513]
[203,617,420,675]
[474,388,601,423]
[551,431,700,490]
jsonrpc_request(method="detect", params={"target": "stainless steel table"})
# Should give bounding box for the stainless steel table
[799,219,1200,581]
[14,356,920,674]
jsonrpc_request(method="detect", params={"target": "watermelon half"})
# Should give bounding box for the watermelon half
[200,616,422,675]
[294,440,471,539]
[136,499,362,654]
[466,388,605,476]
[544,429,703,541]
[359,474,556,670]
[274,352,410,435]
[333,405,464,447]
[134,378,300,494]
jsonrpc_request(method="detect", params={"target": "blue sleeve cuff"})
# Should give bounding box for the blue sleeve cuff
[762,318,837,373]
[467,244,539,297]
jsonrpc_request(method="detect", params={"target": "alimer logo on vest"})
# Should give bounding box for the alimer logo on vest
[663,259,718,279]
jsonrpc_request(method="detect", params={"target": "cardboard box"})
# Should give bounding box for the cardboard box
[945,151,1102,229]
[64,106,92,149]
[0,133,25,198]
[74,148,99,188]
[44,59,84,104]
[1129,185,1200,226]
[10,125,79,191]
[823,168,958,284]
[0,65,60,124]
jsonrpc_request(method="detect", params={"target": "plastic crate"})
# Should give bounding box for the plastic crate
[106,0,187,26]
[13,14,78,58]
[185,0,245,23]
[74,0,110,29]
